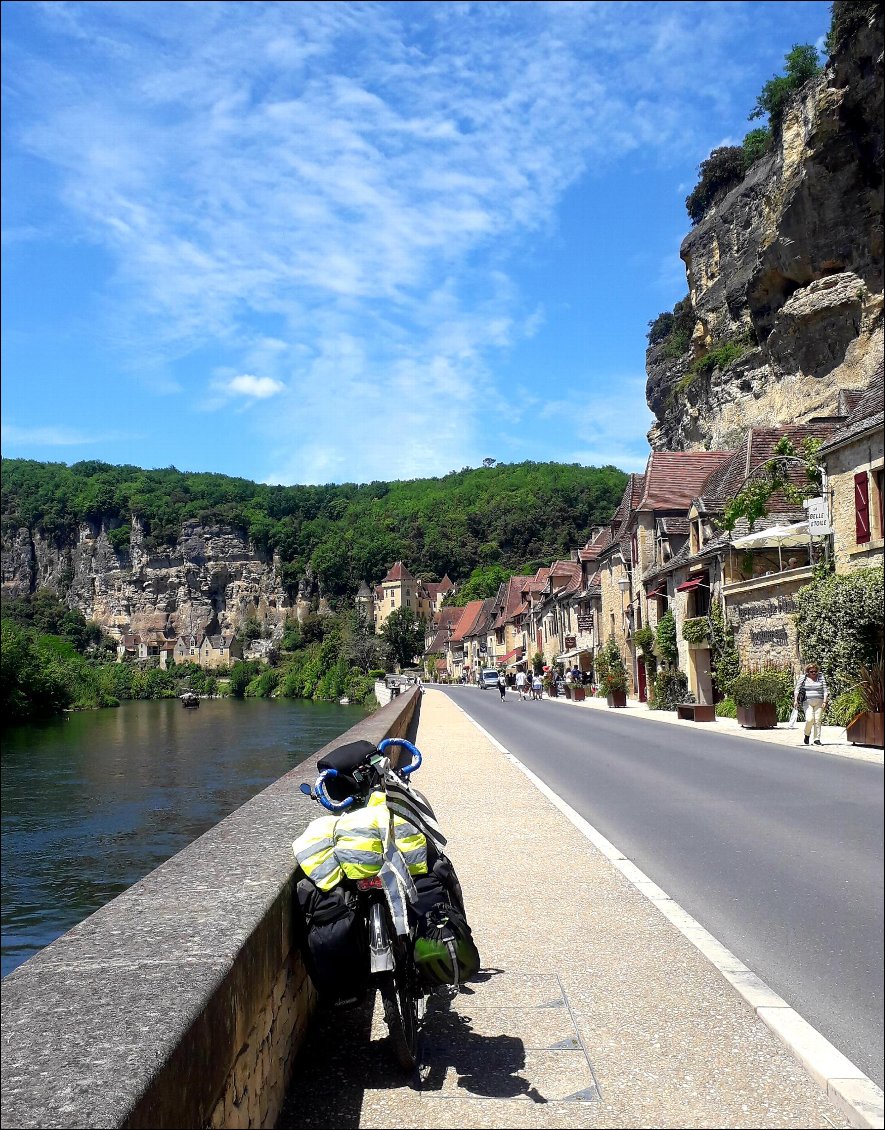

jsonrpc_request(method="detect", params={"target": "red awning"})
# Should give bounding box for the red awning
[676,577,703,592]
[497,646,525,664]
[646,587,665,599]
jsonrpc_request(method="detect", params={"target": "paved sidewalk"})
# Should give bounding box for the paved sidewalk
[280,690,880,1129]
[534,686,883,765]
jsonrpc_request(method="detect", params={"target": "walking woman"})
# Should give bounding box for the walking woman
[794,662,829,746]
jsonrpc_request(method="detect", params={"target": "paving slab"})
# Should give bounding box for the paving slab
[277,689,871,1129]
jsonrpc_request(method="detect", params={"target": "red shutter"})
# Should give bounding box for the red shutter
[855,472,871,544]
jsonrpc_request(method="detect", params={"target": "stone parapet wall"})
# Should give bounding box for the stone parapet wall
[0,688,421,1130]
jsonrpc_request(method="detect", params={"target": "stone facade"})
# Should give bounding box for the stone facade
[825,435,885,573]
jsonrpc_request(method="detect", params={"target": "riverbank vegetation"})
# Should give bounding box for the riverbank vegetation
[0,591,403,724]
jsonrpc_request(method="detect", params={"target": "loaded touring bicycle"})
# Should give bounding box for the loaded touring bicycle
[293,737,480,1069]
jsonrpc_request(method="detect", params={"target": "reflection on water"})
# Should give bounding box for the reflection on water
[1,696,368,977]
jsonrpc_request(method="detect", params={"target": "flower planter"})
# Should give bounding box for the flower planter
[572,687,586,702]
[606,691,627,709]
[736,702,778,729]
[846,711,884,748]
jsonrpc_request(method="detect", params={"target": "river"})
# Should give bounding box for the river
[0,696,370,978]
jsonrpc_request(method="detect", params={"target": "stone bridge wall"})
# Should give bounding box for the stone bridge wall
[0,688,422,1130]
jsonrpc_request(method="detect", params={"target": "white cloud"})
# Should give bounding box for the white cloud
[226,374,285,399]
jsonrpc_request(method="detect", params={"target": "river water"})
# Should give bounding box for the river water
[1,696,370,978]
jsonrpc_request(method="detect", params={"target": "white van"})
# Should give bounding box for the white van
[480,668,500,690]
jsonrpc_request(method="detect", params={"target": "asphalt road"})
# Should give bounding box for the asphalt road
[434,684,885,1089]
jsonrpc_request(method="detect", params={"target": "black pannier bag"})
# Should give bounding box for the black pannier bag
[316,739,379,803]
[295,876,368,1008]
[410,859,480,987]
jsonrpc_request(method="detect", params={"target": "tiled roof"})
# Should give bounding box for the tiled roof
[548,560,582,597]
[449,600,488,642]
[658,517,690,536]
[819,367,884,454]
[696,425,838,513]
[382,561,409,583]
[492,575,534,629]
[434,606,462,633]
[637,451,732,511]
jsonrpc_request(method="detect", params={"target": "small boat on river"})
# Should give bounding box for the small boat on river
[180,693,200,709]
[339,696,350,705]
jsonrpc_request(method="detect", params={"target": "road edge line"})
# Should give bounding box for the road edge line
[442,693,884,1130]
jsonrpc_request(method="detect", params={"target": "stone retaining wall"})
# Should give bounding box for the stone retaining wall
[0,688,421,1130]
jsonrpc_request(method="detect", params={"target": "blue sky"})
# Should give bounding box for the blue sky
[1,0,832,485]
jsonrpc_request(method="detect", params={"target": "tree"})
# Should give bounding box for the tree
[749,44,822,131]
[686,147,745,225]
[482,458,497,468]
[380,607,425,670]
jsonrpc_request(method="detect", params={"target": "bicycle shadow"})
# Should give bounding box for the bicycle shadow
[275,968,546,1127]
[419,969,547,1103]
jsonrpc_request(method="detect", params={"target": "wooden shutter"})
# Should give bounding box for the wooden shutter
[855,472,871,544]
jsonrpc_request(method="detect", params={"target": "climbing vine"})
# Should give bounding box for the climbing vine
[723,436,822,531]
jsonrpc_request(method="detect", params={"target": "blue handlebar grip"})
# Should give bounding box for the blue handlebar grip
[315,768,355,812]
[377,737,422,775]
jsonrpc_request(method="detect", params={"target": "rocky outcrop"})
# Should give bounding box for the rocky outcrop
[1,517,301,641]
[647,1,883,451]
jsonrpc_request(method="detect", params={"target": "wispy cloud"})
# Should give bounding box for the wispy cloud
[3,1,811,481]
[1,423,113,447]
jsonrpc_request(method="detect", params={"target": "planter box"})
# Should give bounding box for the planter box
[606,691,627,709]
[846,711,884,748]
[736,702,778,729]
[572,687,586,702]
[676,702,715,722]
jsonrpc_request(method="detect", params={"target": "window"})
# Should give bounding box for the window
[875,468,885,540]
[855,472,871,544]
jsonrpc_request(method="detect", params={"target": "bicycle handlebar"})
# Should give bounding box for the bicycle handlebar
[314,768,356,812]
[377,737,422,776]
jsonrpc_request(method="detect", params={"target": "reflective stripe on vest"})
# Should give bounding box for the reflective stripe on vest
[292,815,343,891]
[333,799,386,879]
[393,813,428,876]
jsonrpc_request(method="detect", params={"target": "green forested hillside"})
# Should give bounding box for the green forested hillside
[1,458,627,597]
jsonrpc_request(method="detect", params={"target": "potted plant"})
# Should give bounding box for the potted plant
[846,658,884,748]
[730,667,789,729]
[572,680,586,702]
[596,638,628,708]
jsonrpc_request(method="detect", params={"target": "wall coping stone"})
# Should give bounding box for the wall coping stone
[0,688,420,1130]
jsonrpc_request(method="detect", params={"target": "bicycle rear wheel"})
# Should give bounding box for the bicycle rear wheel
[377,940,420,1070]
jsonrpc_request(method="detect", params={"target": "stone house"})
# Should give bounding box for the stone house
[198,632,243,670]
[595,474,647,696]
[488,574,533,674]
[640,426,837,703]
[446,600,488,682]
[527,560,584,672]
[174,633,204,664]
[817,368,885,574]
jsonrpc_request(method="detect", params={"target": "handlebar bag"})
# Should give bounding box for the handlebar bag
[294,877,368,1009]
[317,739,378,802]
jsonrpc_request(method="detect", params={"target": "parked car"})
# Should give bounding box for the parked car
[480,669,500,690]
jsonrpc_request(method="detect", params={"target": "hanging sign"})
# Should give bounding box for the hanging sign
[804,497,831,536]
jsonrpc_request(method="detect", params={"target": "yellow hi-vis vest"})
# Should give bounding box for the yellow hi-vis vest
[333,791,388,879]
[292,815,343,892]
[393,813,428,876]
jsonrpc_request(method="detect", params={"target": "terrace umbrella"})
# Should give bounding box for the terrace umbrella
[731,521,810,572]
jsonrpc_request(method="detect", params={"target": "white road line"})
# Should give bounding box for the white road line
[444,692,884,1130]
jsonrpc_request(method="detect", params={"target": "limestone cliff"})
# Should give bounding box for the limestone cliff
[1,517,307,642]
[647,1,883,451]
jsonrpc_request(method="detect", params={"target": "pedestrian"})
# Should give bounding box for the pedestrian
[794,662,829,746]
[497,672,507,700]
[531,672,543,700]
[515,669,527,701]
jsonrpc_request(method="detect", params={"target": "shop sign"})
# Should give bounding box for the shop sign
[577,615,593,631]
[564,635,576,649]
[804,497,831,536]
